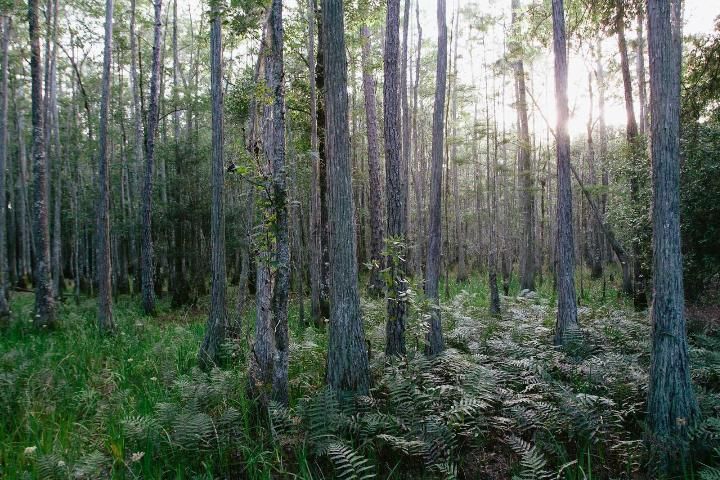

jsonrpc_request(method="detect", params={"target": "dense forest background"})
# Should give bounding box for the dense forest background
[1,0,720,478]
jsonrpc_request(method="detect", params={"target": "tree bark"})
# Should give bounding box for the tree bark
[29,0,57,327]
[511,0,535,292]
[199,0,227,369]
[551,0,578,346]
[307,0,322,326]
[141,0,163,315]
[384,0,408,356]
[425,0,447,356]
[265,0,290,406]
[646,0,699,471]
[97,0,115,333]
[360,25,385,296]
[0,16,10,319]
[323,0,370,395]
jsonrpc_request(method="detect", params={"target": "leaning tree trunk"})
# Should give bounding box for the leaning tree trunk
[199,0,227,369]
[0,16,10,320]
[96,0,115,333]
[323,0,370,395]
[384,0,408,356]
[29,0,57,328]
[551,0,578,346]
[646,0,699,472]
[141,0,163,315]
[360,25,385,296]
[424,0,447,356]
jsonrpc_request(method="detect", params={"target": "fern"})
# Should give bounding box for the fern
[507,436,552,480]
[323,443,375,480]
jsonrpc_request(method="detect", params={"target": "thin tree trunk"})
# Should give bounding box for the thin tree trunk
[29,0,56,327]
[0,16,10,319]
[199,0,226,369]
[585,73,603,279]
[307,0,322,326]
[265,0,290,406]
[616,0,647,310]
[485,47,501,316]
[96,0,115,333]
[323,0,370,395]
[412,0,424,277]
[511,0,535,291]
[384,0,408,356]
[425,0,447,356]
[141,0,163,315]
[636,11,648,136]
[360,25,384,296]
[129,0,143,293]
[646,0,699,470]
[551,0,578,346]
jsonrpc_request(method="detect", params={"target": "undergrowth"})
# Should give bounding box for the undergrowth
[1,273,719,479]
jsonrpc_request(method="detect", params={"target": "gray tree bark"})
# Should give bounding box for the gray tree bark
[511,0,535,292]
[265,0,290,406]
[323,0,370,395]
[646,0,699,471]
[29,0,57,328]
[384,0,408,356]
[96,0,115,333]
[0,16,10,319]
[199,0,227,369]
[141,0,163,315]
[307,0,322,326]
[360,25,385,296]
[424,0,447,356]
[551,0,578,346]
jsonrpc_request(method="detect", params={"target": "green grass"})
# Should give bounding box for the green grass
[1,271,719,479]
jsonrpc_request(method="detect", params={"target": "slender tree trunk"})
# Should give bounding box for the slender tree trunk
[485,49,501,316]
[29,0,56,327]
[425,0,447,356]
[616,0,647,310]
[129,0,143,293]
[585,73,603,279]
[0,16,10,319]
[307,0,322,326]
[551,0,578,346]
[646,0,699,471]
[96,0,115,333]
[511,0,535,291]
[141,0,163,315]
[384,0,408,356]
[264,0,290,405]
[450,23,465,283]
[636,11,648,136]
[412,0,424,277]
[360,25,385,296]
[199,0,226,369]
[323,0,370,395]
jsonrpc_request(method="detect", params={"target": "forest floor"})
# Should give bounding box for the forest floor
[1,275,719,479]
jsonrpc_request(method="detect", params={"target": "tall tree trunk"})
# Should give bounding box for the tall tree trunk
[170,0,190,308]
[412,0,424,277]
[265,0,290,406]
[646,0,699,471]
[307,0,322,326]
[450,20,465,283]
[551,0,578,346]
[585,73,603,279]
[485,49,501,316]
[141,0,163,315]
[511,0,535,291]
[315,1,330,321]
[323,0,370,395]
[636,11,648,136]
[384,0,408,356]
[425,0,447,356]
[129,0,143,293]
[0,16,10,319]
[616,0,647,310]
[360,25,384,296]
[199,0,226,369]
[96,0,115,333]
[12,82,31,287]
[29,0,56,327]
